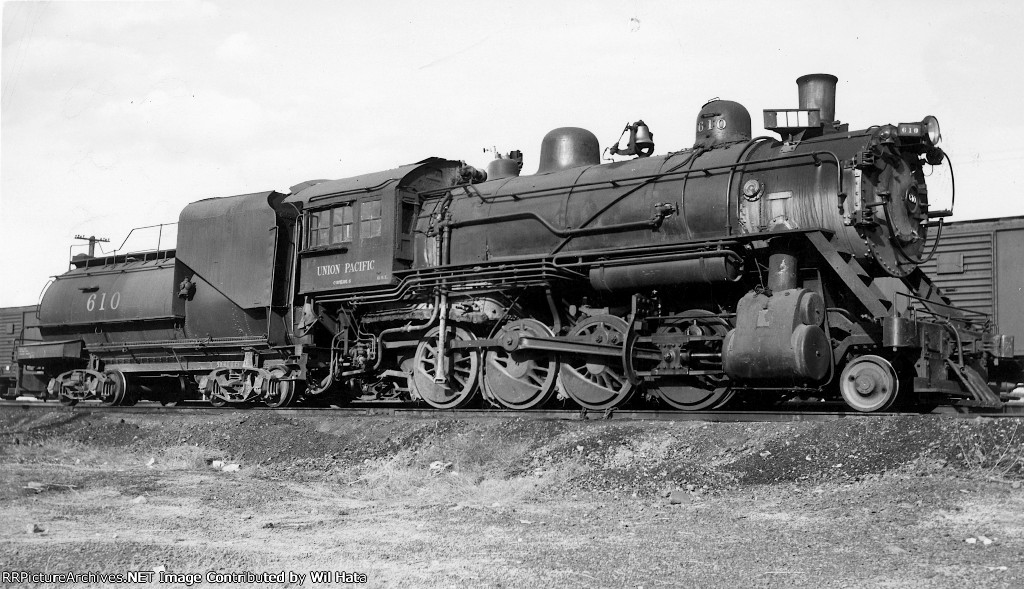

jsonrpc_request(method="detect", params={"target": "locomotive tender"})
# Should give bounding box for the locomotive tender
[19,74,1021,412]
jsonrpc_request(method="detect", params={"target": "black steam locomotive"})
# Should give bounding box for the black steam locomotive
[16,74,1021,412]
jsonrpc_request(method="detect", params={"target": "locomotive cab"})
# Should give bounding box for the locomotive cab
[298,195,394,291]
[288,158,463,295]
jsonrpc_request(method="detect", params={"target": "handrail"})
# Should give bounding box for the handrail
[893,290,990,333]
[442,209,666,238]
[550,149,704,255]
[419,145,844,208]
[68,222,178,265]
[424,146,845,256]
[892,290,989,316]
[885,150,955,267]
[723,137,775,236]
[113,223,177,254]
[307,179,398,203]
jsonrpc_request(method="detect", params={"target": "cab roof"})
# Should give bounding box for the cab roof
[285,157,460,206]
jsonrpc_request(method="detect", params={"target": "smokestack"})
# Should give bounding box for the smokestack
[796,74,838,124]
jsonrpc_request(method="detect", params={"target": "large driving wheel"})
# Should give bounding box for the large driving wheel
[410,326,480,409]
[645,313,733,411]
[558,315,636,410]
[839,355,900,412]
[481,319,559,410]
[651,380,733,411]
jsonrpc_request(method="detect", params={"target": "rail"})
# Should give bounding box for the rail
[2,400,1021,421]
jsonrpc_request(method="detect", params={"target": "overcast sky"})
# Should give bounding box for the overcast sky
[2,0,1023,306]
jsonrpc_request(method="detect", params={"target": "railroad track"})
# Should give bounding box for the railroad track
[1,399,1021,422]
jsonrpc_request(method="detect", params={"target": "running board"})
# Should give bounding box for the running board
[945,359,1002,408]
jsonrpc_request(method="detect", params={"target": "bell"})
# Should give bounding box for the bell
[608,120,655,158]
[633,121,654,151]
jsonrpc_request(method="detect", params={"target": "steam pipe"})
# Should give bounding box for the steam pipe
[372,295,442,371]
[767,241,798,291]
[434,223,452,383]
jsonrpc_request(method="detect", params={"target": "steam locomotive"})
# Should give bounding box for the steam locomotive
[16,74,1021,412]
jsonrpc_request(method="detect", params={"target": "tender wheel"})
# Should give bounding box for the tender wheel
[99,370,127,406]
[410,326,480,409]
[481,319,559,410]
[0,385,17,401]
[206,369,260,406]
[158,376,191,406]
[58,388,78,406]
[839,355,900,412]
[558,315,636,410]
[645,313,733,411]
[208,381,228,407]
[264,368,296,408]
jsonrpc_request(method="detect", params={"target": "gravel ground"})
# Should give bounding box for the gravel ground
[1,407,1022,588]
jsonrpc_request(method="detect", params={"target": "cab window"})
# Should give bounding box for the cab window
[360,199,382,239]
[306,205,353,248]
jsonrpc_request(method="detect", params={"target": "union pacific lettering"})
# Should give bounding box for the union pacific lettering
[316,260,375,276]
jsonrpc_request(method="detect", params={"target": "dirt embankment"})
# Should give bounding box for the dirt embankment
[1,409,1022,588]
[3,410,1020,493]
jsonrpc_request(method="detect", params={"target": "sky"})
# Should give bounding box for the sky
[2,0,1023,306]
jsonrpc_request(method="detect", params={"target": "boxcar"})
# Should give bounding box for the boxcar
[922,216,1024,389]
[0,305,44,399]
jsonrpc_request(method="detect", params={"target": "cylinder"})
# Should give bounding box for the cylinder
[722,289,832,383]
[797,73,838,123]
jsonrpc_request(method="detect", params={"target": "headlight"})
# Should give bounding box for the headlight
[922,115,941,146]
